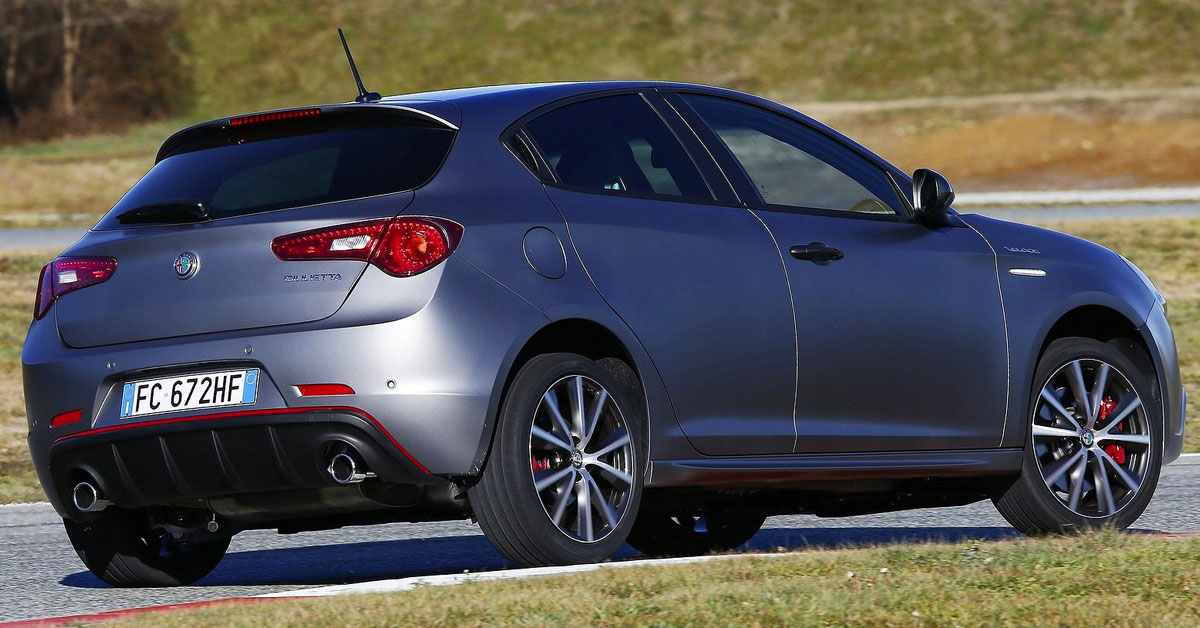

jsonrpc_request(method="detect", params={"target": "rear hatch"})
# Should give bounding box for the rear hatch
[55,106,456,348]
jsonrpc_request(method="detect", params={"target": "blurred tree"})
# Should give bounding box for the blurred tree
[0,0,188,141]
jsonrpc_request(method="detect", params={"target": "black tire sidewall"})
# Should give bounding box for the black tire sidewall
[64,509,229,587]
[481,353,647,564]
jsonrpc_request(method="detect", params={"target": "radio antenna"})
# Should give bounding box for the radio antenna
[337,28,381,103]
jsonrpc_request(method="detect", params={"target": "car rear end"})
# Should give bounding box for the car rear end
[22,104,524,529]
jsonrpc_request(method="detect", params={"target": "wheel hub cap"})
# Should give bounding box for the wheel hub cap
[570,449,583,468]
[1080,430,1095,447]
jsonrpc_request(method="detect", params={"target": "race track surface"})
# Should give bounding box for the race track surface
[2,455,1196,623]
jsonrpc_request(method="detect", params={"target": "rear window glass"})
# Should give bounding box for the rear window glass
[98,120,454,228]
[524,94,712,201]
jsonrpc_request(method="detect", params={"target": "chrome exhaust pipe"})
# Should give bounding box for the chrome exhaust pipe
[72,481,110,513]
[327,452,376,485]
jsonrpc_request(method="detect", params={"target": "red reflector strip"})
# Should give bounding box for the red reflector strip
[50,409,83,428]
[229,108,322,127]
[297,384,355,397]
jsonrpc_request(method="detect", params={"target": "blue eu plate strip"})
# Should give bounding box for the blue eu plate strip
[242,369,259,404]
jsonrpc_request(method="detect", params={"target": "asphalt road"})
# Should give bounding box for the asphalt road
[1,203,1199,255]
[1,455,1196,623]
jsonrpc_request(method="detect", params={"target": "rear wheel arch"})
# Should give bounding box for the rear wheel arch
[467,318,649,478]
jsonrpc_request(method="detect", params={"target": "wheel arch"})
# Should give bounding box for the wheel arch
[465,317,652,478]
[1010,302,1161,449]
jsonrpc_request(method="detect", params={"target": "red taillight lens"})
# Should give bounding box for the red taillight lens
[33,256,118,320]
[372,218,461,277]
[272,217,462,278]
[229,108,322,127]
[271,220,387,262]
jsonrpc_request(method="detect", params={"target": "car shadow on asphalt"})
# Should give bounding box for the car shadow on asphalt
[59,525,1034,589]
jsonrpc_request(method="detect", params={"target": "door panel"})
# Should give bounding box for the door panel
[676,91,1008,453]
[547,189,797,454]
[761,212,1008,452]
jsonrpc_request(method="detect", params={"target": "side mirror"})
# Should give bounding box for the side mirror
[911,168,959,227]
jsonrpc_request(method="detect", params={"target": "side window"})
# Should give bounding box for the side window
[524,94,712,201]
[683,95,899,215]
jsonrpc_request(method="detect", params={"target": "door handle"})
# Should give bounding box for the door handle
[789,242,844,263]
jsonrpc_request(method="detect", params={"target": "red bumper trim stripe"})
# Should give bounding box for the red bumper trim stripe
[51,406,430,475]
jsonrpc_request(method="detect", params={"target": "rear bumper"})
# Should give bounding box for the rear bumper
[23,256,551,517]
[45,407,441,520]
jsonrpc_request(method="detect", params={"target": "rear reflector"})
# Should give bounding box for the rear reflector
[297,384,355,397]
[50,409,83,428]
[229,108,322,127]
[34,257,118,320]
[272,216,462,277]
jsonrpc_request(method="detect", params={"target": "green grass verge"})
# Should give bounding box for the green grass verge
[107,533,1200,628]
[182,1,1200,116]
[0,218,1196,502]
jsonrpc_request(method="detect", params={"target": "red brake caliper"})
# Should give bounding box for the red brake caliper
[1098,397,1126,464]
[531,456,551,472]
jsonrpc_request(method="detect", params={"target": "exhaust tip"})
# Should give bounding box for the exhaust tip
[72,481,109,513]
[327,452,375,485]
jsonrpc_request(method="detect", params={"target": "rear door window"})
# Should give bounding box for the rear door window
[523,94,712,201]
[98,117,455,229]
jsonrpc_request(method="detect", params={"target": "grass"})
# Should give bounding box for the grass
[108,533,1200,627]
[4,1,1200,226]
[0,250,55,503]
[0,218,1196,502]
[181,0,1200,117]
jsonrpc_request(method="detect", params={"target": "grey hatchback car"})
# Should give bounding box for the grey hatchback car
[24,82,1186,586]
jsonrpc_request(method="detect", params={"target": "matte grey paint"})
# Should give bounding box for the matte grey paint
[23,81,1185,526]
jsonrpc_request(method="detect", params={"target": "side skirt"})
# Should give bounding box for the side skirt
[648,448,1023,489]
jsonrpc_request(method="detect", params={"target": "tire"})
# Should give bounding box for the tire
[64,509,229,587]
[626,512,766,557]
[994,337,1162,534]
[470,353,647,566]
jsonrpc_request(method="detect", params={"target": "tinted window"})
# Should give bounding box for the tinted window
[684,95,898,214]
[100,122,454,228]
[525,95,711,200]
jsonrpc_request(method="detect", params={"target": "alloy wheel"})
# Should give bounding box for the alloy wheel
[528,375,634,542]
[1032,358,1152,518]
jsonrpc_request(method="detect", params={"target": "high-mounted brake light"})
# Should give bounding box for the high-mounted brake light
[272,216,462,277]
[229,108,322,127]
[33,257,118,320]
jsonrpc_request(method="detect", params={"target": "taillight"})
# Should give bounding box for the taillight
[272,216,462,277]
[33,257,118,320]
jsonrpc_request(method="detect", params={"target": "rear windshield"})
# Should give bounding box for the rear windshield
[97,118,454,229]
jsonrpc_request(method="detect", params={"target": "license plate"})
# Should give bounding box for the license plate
[120,369,259,418]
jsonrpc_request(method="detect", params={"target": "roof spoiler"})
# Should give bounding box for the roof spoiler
[155,104,458,162]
